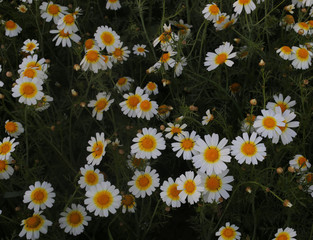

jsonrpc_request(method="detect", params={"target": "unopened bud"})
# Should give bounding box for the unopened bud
[189,105,198,111]
[80,102,86,107]
[276,167,283,174]
[55,82,61,87]
[160,125,165,131]
[73,64,80,71]
[298,29,304,35]
[301,8,307,13]
[218,197,223,203]
[288,166,295,173]
[265,187,270,192]
[137,129,142,134]
[6,71,12,77]
[14,165,19,171]
[15,206,21,211]
[50,125,55,131]
[162,79,171,86]
[234,38,241,44]
[303,79,309,85]
[246,187,252,193]
[0,94,4,99]
[259,59,265,67]
[71,89,78,97]
[283,199,293,208]
[165,206,171,212]
[298,185,303,190]
[45,59,50,64]
[250,99,257,106]
[118,149,125,155]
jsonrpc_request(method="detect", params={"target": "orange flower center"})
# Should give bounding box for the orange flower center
[276,233,288,240]
[160,53,170,62]
[299,22,309,30]
[297,156,307,167]
[59,29,70,37]
[0,160,6,171]
[138,175,150,187]
[147,82,156,90]
[276,102,287,112]
[117,77,127,85]
[306,173,313,183]
[113,48,123,57]
[184,180,196,194]
[297,48,309,60]
[0,143,11,154]
[26,43,36,51]
[241,142,256,156]
[23,68,36,78]
[85,39,94,50]
[204,148,219,163]
[92,142,104,157]
[216,15,227,24]
[137,47,145,52]
[281,46,291,54]
[101,32,114,45]
[86,50,99,62]
[284,15,295,24]
[122,194,134,206]
[215,53,227,65]
[96,99,108,111]
[209,5,219,14]
[5,122,17,133]
[48,4,60,15]
[132,157,143,167]
[96,191,111,207]
[85,171,97,184]
[64,14,74,24]
[171,127,181,134]
[140,100,151,111]
[33,190,45,201]
[181,139,194,150]
[140,136,155,150]
[26,216,41,229]
[168,184,181,200]
[205,176,220,191]
[127,95,140,107]
[222,228,235,238]
[262,116,276,129]
[239,0,250,4]
[68,212,81,225]
[159,32,172,43]
[158,105,170,114]
[5,20,16,29]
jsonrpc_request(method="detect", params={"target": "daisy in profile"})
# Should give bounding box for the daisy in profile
[39,1,68,24]
[84,39,97,51]
[202,109,214,125]
[21,39,39,55]
[128,166,160,198]
[78,164,104,191]
[94,25,121,52]
[35,95,53,112]
[273,227,297,240]
[170,19,192,38]
[192,133,231,175]
[157,104,171,120]
[100,55,113,70]
[115,77,134,92]
[19,54,48,73]
[199,169,234,203]
[221,14,238,30]
[266,94,296,113]
[88,92,114,121]
[84,181,121,217]
[160,177,184,208]
[59,203,92,236]
[106,0,121,10]
[272,108,299,145]
[154,50,177,71]
[4,20,22,37]
[231,132,266,165]
[216,222,241,240]
[204,42,236,71]
[5,120,24,138]
[214,13,230,31]
[233,0,256,14]
[80,47,106,73]
[131,127,166,159]
[110,42,130,63]
[289,154,311,172]
[19,212,52,240]
[133,44,149,57]
[241,114,256,133]
[0,157,14,180]
[174,57,187,77]
[121,194,136,213]
[23,181,56,212]
[290,45,312,70]
[176,171,204,205]
[280,15,295,31]
[0,137,19,160]
[301,172,313,197]
[136,98,158,120]
[172,131,200,160]
[293,22,309,35]
[144,82,158,95]
[202,3,221,21]
[57,13,78,34]
[119,87,148,118]
[153,23,177,51]
[127,154,149,171]
[50,28,81,48]
[86,132,107,166]
[276,46,293,60]
[164,122,187,139]
[12,77,44,105]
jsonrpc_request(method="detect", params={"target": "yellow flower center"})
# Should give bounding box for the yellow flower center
[184,180,196,194]
[299,22,309,30]
[159,32,172,43]
[113,48,123,58]
[20,82,37,98]
[215,53,228,65]
[276,102,287,113]
[94,191,112,208]
[85,171,98,185]
[137,47,145,52]
[0,142,11,154]
[205,176,221,191]
[171,127,182,134]
[86,50,99,63]
[306,173,313,183]
[131,157,144,168]
[167,183,181,200]
[216,15,227,24]
[297,48,309,60]
[30,188,48,204]
[5,20,16,30]
[23,68,36,78]
[278,120,287,132]
[139,135,156,151]
[26,61,41,70]
[67,211,82,226]
[209,5,219,14]
[297,156,307,167]
[101,32,114,45]
[92,141,104,158]
[64,14,74,24]
[26,43,36,51]
[47,4,60,15]
[136,174,152,190]
[241,142,256,156]
[122,194,135,206]
[281,46,291,54]
[147,82,156,90]
[108,0,118,3]
[25,216,41,229]
[239,0,250,4]
[59,29,70,37]
[117,77,127,85]
[204,148,219,163]
[181,138,194,150]
[276,233,289,240]
[160,53,170,63]
[284,15,295,24]
[5,122,17,133]
[0,160,7,172]
[85,39,94,50]
[139,100,151,111]
[222,227,235,238]
[262,116,276,129]
[158,105,170,114]
[127,95,141,108]
[96,99,108,111]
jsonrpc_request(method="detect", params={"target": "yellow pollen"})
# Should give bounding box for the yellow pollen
[263,116,276,129]
[47,4,60,15]
[297,156,307,167]
[86,50,99,62]
[204,148,219,163]
[122,194,134,206]
[5,20,16,29]
[96,192,111,207]
[184,180,196,194]
[209,5,219,14]
[171,127,182,134]
[25,216,41,229]
[215,53,227,65]
[181,139,194,150]
[0,160,6,171]
[23,68,36,78]
[222,228,235,238]
[159,32,172,43]
[147,82,156,90]
[108,0,118,2]
[160,53,170,62]
[239,0,250,4]
[127,95,140,107]
[85,39,94,50]
[297,48,309,60]
[26,43,36,51]
[140,100,151,111]
[5,122,17,133]
[205,176,220,191]
[138,176,150,187]
[241,142,256,156]
[85,171,97,184]
[140,136,155,150]
[96,99,108,111]
[64,14,74,24]
[281,46,291,54]
[0,143,11,154]
[137,47,145,52]
[168,184,181,200]
[68,212,81,225]
[216,15,226,24]
[101,32,114,45]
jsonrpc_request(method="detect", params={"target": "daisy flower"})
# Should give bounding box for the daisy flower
[301,172,313,197]
[128,166,160,198]
[4,120,24,138]
[233,0,256,14]
[144,82,158,95]
[172,131,200,160]
[121,194,136,213]
[176,171,204,205]
[86,132,107,166]
[59,204,92,236]
[88,92,114,121]
[12,77,44,105]
[153,23,177,51]
[0,137,19,160]
[160,177,185,208]
[23,181,56,212]
[19,64,47,80]
[289,154,311,172]
[84,181,122,217]
[192,133,231,175]
[231,132,266,165]
[157,104,171,120]
[35,95,53,112]
[100,55,113,70]
[305,0,313,6]
[280,15,295,31]
[50,28,81,48]
[241,114,256,133]
[204,42,236,71]
[57,13,78,34]
[253,108,285,139]
[133,44,149,57]
[170,19,192,37]
[115,76,134,92]
[110,42,130,63]
[127,154,149,171]
[266,94,296,113]
[21,39,39,55]
[39,1,68,24]
[135,98,158,120]
[131,127,166,159]
[272,108,299,145]
[199,169,234,203]
[80,48,106,73]
[293,22,309,35]
[0,157,14,180]
[18,54,48,73]
[292,0,305,7]
[84,39,97,51]
[17,4,28,13]
[164,122,187,139]
[202,3,221,22]
[221,14,238,30]
[273,227,297,240]
[19,212,52,240]
[78,164,104,191]
[4,20,22,37]
[94,25,121,52]
[290,45,312,70]
[106,0,121,10]
[174,57,187,77]
[216,222,241,240]
[214,13,230,31]
[276,46,293,60]
[154,50,177,70]
[119,87,148,118]
[202,109,214,125]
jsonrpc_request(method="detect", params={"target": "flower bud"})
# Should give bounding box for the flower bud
[276,167,283,174]
[283,199,292,208]
[259,59,265,67]
[6,71,12,78]
[250,99,257,106]
[73,64,80,71]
